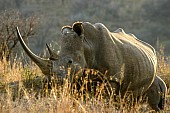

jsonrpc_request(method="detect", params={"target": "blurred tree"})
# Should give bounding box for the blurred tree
[0,0,24,10]
[141,0,170,53]
[0,10,39,61]
[143,0,170,21]
[0,0,169,55]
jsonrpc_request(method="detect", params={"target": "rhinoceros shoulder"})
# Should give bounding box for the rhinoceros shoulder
[93,23,110,32]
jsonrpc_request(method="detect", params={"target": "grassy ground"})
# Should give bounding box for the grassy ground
[0,53,170,113]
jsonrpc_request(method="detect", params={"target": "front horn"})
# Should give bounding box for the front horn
[16,27,52,75]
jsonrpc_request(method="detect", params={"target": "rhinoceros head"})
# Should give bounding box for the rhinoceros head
[17,22,90,80]
[56,22,87,78]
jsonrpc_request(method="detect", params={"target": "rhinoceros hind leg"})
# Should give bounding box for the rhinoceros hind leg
[158,95,166,110]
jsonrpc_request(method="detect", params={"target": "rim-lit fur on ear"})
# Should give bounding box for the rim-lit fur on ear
[72,22,84,36]
[61,26,72,35]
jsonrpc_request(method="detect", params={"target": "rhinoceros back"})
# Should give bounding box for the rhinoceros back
[111,29,157,97]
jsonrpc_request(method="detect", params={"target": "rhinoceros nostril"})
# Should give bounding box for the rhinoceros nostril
[68,59,73,64]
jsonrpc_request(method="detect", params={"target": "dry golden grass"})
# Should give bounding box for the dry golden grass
[0,53,170,113]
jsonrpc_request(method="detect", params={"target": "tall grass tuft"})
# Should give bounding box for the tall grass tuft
[0,53,170,113]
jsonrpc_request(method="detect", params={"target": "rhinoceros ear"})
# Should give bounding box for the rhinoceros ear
[72,22,84,36]
[61,26,72,35]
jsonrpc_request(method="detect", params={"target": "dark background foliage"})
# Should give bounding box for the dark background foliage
[0,0,170,57]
